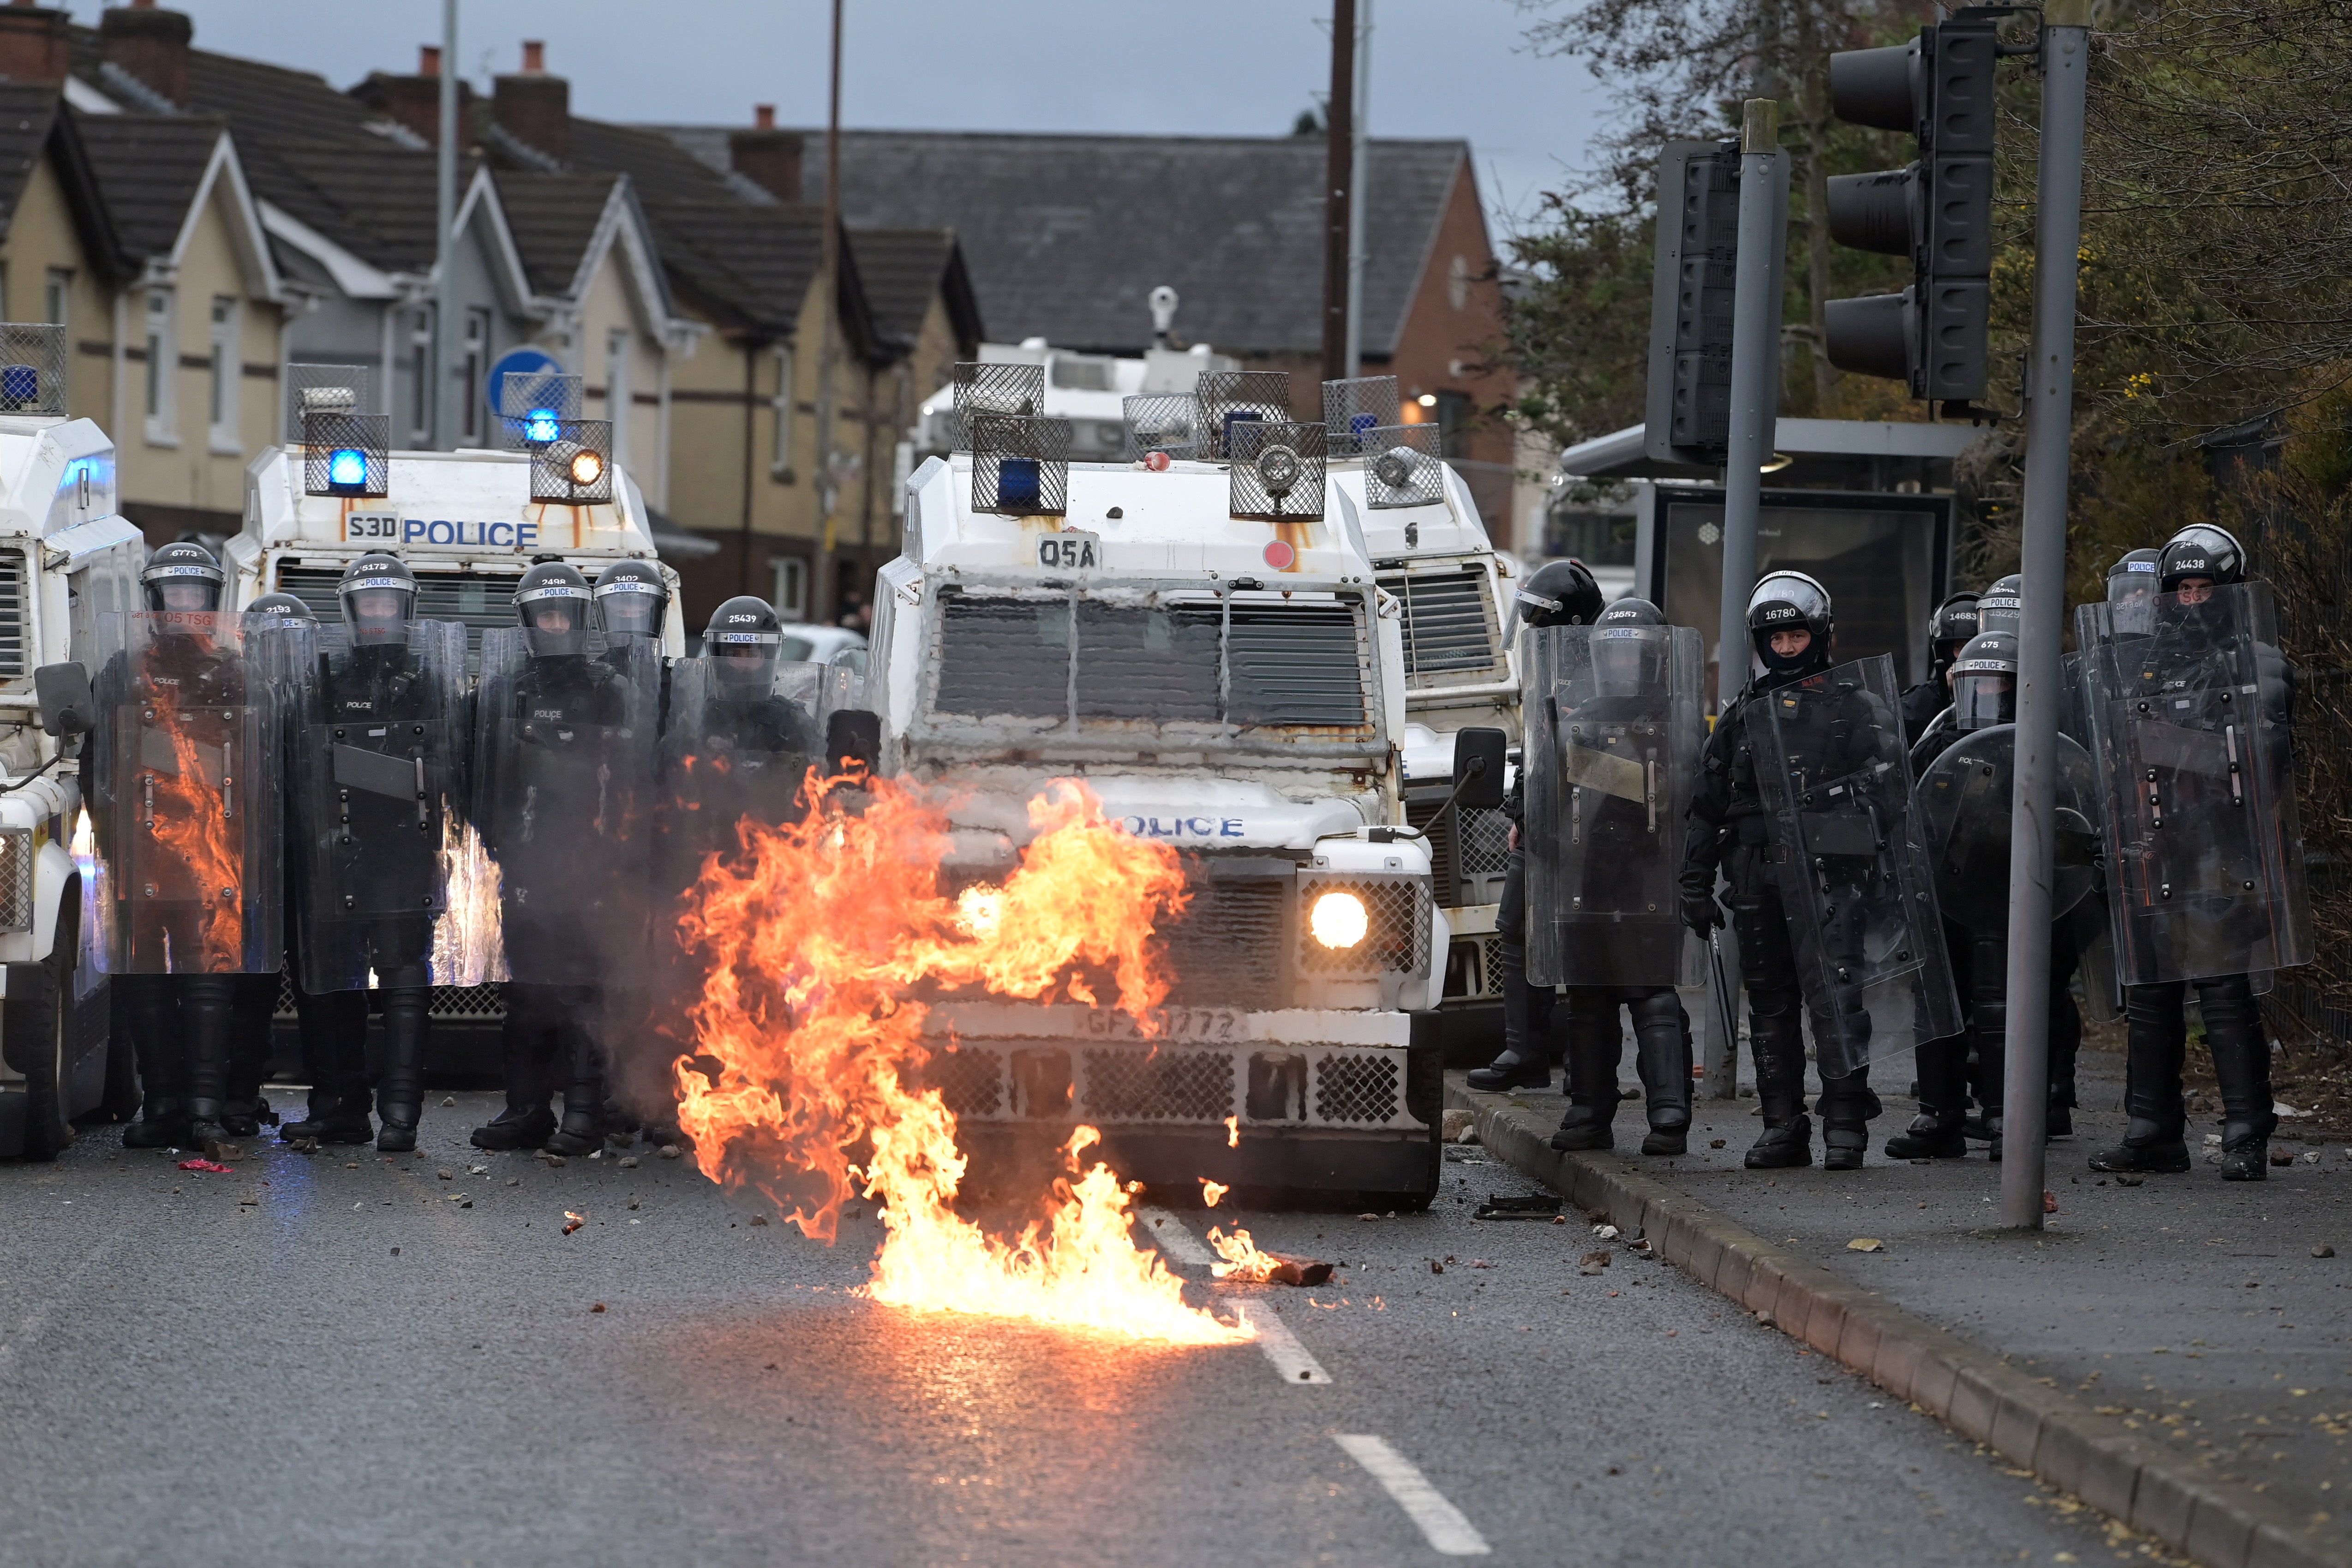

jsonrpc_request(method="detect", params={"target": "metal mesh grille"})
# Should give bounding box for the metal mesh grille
[1313,1053,1400,1124]
[970,412,1070,516]
[1322,375,1399,457]
[303,411,390,497]
[286,364,372,443]
[1405,799,1512,908]
[1386,564,1505,686]
[0,323,66,416]
[1458,805,1512,876]
[1155,868,1289,1009]
[529,419,614,504]
[275,978,507,1020]
[1227,420,1327,521]
[1081,1047,1235,1122]
[496,371,583,449]
[1197,370,1293,459]
[952,362,1045,451]
[1363,425,1445,509]
[1298,876,1430,976]
[0,552,27,678]
[927,1047,1005,1118]
[0,826,31,933]
[1121,394,1203,461]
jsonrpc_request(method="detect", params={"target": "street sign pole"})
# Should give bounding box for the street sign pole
[433,0,457,451]
[2001,0,2092,1232]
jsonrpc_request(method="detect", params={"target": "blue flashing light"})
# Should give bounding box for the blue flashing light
[999,457,1041,508]
[327,448,369,488]
[524,407,560,444]
[0,364,38,403]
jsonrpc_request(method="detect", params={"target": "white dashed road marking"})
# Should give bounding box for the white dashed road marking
[1136,1205,1216,1267]
[1137,1205,1331,1385]
[1333,1434,1491,1556]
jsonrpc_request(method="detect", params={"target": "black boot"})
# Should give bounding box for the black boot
[2202,975,2276,1182]
[220,972,279,1136]
[180,976,238,1148]
[1630,991,1691,1155]
[375,986,430,1153]
[2090,982,2192,1174]
[1817,1066,1880,1172]
[1468,940,1551,1092]
[282,990,372,1143]
[543,1006,607,1157]
[1744,999,1812,1170]
[474,1004,555,1150]
[1886,1035,1969,1158]
[120,975,191,1149]
[1549,1001,1620,1152]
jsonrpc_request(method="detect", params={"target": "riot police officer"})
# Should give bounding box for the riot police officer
[1680,573,1955,1170]
[1899,592,1980,748]
[95,542,284,1150]
[592,558,669,646]
[1463,558,1605,1094]
[2085,526,2304,1179]
[285,556,467,1153]
[471,562,658,1155]
[1978,573,2023,635]
[1521,596,1700,1155]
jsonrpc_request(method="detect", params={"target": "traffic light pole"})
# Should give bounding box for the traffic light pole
[2000,0,2092,1232]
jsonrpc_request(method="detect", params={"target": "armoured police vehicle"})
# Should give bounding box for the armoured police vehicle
[872,364,1484,1204]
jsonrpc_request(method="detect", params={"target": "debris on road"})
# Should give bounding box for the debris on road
[1473,1193,1560,1221]
[1429,1259,1444,1274]
[441,1096,456,1107]
[1579,1251,1611,1275]
[2315,1245,2336,1258]
[2270,1147,2294,1167]
[1709,1138,1727,1149]
[1848,1238,1884,1253]
[749,1213,770,1227]
[627,1196,640,1210]
[562,1211,584,1235]
[437,1169,453,1180]
[618,1156,640,1169]
[177,1158,233,1173]
[2044,1190,2058,1214]
[1440,1108,1476,1143]
[590,1303,606,1313]
[1592,1223,1620,1240]
[658,1143,682,1160]
[543,1154,567,1167]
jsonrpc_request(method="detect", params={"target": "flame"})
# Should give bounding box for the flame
[1200,1178,1227,1207]
[1207,1225,1281,1283]
[1224,1115,1239,1148]
[672,773,1249,1345]
[432,816,509,984]
[140,677,247,970]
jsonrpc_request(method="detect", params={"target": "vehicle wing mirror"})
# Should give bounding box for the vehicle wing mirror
[825,709,882,777]
[34,661,93,738]
[1451,727,1508,811]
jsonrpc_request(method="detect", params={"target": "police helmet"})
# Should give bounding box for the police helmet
[2105,548,2162,635]
[592,558,670,641]
[1948,630,2018,732]
[141,540,224,615]
[1516,558,1604,629]
[1927,592,1981,680]
[1591,596,1666,694]
[246,592,315,622]
[1745,571,1832,676]
[2158,524,2246,594]
[1978,573,2024,635]
[338,552,416,646]
[705,595,784,696]
[513,561,593,657]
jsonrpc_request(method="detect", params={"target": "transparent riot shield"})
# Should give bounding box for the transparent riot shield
[293,621,470,993]
[1748,654,1962,1078]
[660,655,826,888]
[1522,622,1705,989]
[2079,581,2311,984]
[471,628,660,988]
[1912,723,2102,934]
[90,610,284,975]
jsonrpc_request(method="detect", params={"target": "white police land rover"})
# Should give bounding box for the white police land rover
[868,365,1493,1205]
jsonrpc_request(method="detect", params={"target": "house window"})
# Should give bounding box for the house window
[208,296,239,451]
[143,288,174,441]
[771,346,794,477]
[772,556,807,620]
[1434,389,1472,460]
[462,308,492,443]
[605,327,631,469]
[43,269,68,330]
[409,310,434,445]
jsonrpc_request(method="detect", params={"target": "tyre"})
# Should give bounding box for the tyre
[6,906,73,1161]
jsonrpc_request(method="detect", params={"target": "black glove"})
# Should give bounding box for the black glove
[1680,878,1723,939]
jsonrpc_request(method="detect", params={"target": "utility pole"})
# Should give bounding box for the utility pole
[2001,0,2092,1232]
[1321,0,1357,383]
[814,0,844,622]
[1343,0,1371,379]
[434,0,458,449]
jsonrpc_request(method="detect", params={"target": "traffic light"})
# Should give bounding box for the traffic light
[1646,140,1749,465]
[1822,10,2001,407]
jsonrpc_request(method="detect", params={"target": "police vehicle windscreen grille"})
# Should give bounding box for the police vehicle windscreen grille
[276,566,519,664]
[1388,566,1500,682]
[0,551,28,677]
[931,589,1367,731]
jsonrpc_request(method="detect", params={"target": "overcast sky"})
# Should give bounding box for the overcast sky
[55,1,1617,243]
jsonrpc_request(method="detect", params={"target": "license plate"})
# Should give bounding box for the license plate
[345,511,400,543]
[1038,531,1100,571]
[1084,1006,1245,1041]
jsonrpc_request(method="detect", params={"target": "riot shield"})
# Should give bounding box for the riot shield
[293,621,470,993]
[472,628,660,988]
[1747,654,1962,1078]
[2078,581,2310,984]
[1522,622,1706,989]
[91,611,284,975]
[660,655,826,889]
[1913,724,2102,934]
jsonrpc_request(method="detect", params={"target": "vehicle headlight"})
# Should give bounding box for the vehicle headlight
[568,446,606,486]
[1309,889,1369,950]
[1254,442,1302,497]
[1371,445,1418,490]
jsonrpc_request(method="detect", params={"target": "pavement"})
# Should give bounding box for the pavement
[1449,1039,2352,1568]
[0,1089,2153,1568]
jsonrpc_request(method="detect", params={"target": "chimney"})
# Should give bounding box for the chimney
[0,5,69,88]
[367,44,455,146]
[729,106,803,203]
[493,38,569,164]
[99,1,192,108]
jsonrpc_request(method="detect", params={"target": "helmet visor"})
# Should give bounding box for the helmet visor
[1950,665,2015,730]
[709,630,781,695]
[1592,625,1666,695]
[520,592,588,657]
[597,583,664,639]
[341,579,413,646]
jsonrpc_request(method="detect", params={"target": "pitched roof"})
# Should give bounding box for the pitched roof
[72,110,223,261]
[848,226,981,357]
[658,127,1468,358]
[0,85,60,243]
[490,169,624,295]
